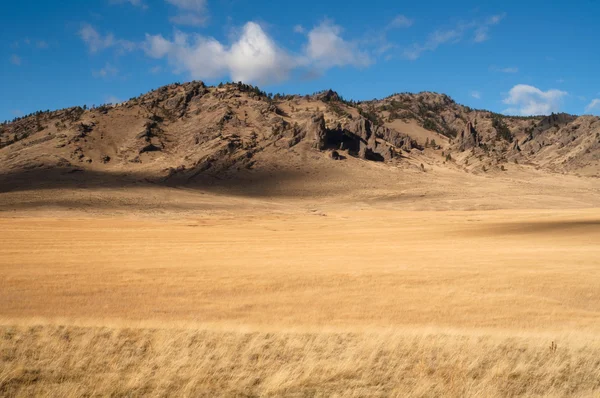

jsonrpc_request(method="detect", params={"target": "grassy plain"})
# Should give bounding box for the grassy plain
[1,207,600,396]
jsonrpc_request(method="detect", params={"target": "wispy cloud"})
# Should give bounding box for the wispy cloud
[473,13,505,42]
[105,95,122,104]
[165,0,208,26]
[490,65,518,73]
[388,15,413,29]
[403,28,461,60]
[360,14,414,59]
[10,54,22,65]
[403,13,505,60]
[585,99,600,114]
[109,0,147,8]
[293,25,305,34]
[11,38,49,49]
[78,24,135,54]
[471,91,481,99]
[92,63,119,79]
[503,84,567,116]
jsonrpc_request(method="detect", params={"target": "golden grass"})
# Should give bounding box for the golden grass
[1,207,600,396]
[2,324,600,397]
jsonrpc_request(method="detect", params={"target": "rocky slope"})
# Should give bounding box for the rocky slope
[1,81,599,190]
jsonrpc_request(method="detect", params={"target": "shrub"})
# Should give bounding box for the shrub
[423,119,437,131]
[492,116,513,142]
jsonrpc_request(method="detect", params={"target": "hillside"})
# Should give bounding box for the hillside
[1,81,599,195]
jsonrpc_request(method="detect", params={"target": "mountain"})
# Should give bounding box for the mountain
[1,81,599,193]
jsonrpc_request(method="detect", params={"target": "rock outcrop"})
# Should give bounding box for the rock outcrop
[457,121,480,151]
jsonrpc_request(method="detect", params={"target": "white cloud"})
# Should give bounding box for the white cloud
[92,63,119,78]
[471,91,481,99]
[144,22,295,84]
[10,54,22,65]
[403,13,505,60]
[36,40,49,49]
[144,20,371,85]
[78,24,135,53]
[149,65,163,74]
[585,99,600,114]
[388,15,413,29]
[293,25,305,34]
[503,84,567,116]
[165,0,207,26]
[304,21,372,69]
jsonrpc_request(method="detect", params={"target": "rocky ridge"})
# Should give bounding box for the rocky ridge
[1,81,599,186]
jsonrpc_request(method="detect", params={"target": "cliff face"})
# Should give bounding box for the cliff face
[1,81,599,185]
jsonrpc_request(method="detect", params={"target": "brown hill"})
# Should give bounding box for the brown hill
[1,81,599,194]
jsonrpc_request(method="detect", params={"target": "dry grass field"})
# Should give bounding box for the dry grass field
[1,200,600,396]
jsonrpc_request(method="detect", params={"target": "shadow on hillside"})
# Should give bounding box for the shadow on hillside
[0,167,317,198]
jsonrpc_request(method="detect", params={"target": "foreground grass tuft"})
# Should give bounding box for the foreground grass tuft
[1,324,600,397]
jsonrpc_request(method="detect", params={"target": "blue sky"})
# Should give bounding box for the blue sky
[2,0,600,122]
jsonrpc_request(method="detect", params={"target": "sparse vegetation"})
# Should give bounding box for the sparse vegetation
[492,116,513,142]
[358,106,383,126]
[422,118,437,132]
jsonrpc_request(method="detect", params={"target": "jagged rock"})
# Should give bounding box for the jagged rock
[317,89,341,103]
[341,118,373,159]
[377,126,419,152]
[365,143,391,161]
[458,121,480,151]
[308,114,328,149]
[287,129,306,148]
